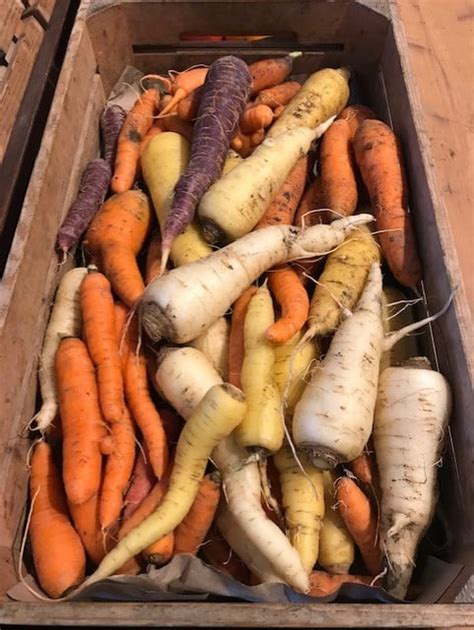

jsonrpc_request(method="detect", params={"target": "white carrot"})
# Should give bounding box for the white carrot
[374,358,451,599]
[190,317,230,378]
[34,267,88,432]
[140,214,373,344]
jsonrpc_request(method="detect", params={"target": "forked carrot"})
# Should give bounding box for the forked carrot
[156,67,208,116]
[336,476,382,576]
[266,265,310,344]
[228,286,257,388]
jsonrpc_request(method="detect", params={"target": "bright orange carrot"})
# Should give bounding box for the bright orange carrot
[125,317,168,479]
[111,88,159,193]
[256,156,308,228]
[249,53,298,94]
[155,67,208,116]
[309,570,374,597]
[177,86,203,121]
[320,118,358,218]
[294,176,327,228]
[114,301,131,372]
[239,103,274,134]
[174,473,221,555]
[337,104,376,139]
[266,265,310,344]
[255,81,301,109]
[68,493,111,566]
[56,338,105,505]
[81,270,124,424]
[29,441,86,598]
[123,448,156,520]
[349,439,376,486]
[354,119,422,287]
[145,230,162,285]
[85,190,152,307]
[142,530,175,565]
[228,286,258,388]
[250,129,265,147]
[336,476,382,576]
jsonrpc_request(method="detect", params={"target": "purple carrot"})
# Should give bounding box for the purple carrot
[100,104,126,168]
[123,447,156,520]
[160,55,252,270]
[56,158,111,255]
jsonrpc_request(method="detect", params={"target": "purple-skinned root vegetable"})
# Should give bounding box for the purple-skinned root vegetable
[100,104,126,168]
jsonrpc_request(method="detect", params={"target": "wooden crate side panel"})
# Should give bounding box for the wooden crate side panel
[0,0,24,51]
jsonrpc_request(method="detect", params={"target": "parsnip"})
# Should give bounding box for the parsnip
[319,472,354,574]
[380,286,419,372]
[190,317,230,378]
[140,214,373,344]
[374,358,451,599]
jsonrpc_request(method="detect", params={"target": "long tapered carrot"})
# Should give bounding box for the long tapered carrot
[56,338,106,505]
[111,89,159,193]
[256,156,308,228]
[123,448,156,520]
[249,53,301,95]
[228,286,258,388]
[337,104,376,139]
[81,270,124,424]
[309,570,374,597]
[114,301,131,372]
[29,442,86,598]
[174,473,221,555]
[255,81,301,109]
[320,118,358,218]
[336,477,382,576]
[124,317,169,478]
[266,265,310,344]
[145,230,162,285]
[353,119,422,287]
[294,176,327,228]
[68,493,111,566]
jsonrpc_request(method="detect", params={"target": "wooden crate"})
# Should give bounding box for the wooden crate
[0,0,472,625]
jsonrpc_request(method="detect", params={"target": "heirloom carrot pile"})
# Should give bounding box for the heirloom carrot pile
[25,52,453,604]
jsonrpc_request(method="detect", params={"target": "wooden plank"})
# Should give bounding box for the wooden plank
[0,601,473,627]
[0,0,24,52]
[0,17,44,162]
[34,0,58,22]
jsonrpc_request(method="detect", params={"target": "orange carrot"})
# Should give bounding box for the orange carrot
[114,301,131,372]
[256,156,308,228]
[142,530,175,565]
[139,123,163,158]
[228,286,257,388]
[174,473,221,555]
[156,67,208,116]
[294,176,327,228]
[255,81,301,109]
[29,441,86,598]
[239,103,274,134]
[249,53,298,95]
[68,493,110,566]
[81,270,124,424]
[99,403,136,530]
[160,114,194,142]
[337,104,376,139]
[85,190,152,307]
[201,527,250,584]
[159,94,175,113]
[353,119,422,287]
[125,317,168,479]
[177,86,203,121]
[250,129,265,147]
[56,338,106,505]
[320,118,358,218]
[111,88,159,193]
[336,476,382,576]
[266,265,309,343]
[145,230,162,285]
[123,448,156,520]
[349,439,376,486]
[231,129,253,157]
[309,570,374,597]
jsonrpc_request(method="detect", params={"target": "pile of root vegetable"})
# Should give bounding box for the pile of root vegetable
[27,53,452,603]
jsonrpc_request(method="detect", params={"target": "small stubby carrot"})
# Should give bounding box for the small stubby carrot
[56,338,106,505]
[125,317,168,479]
[309,570,374,597]
[337,104,376,139]
[230,128,253,157]
[249,52,301,95]
[68,493,111,566]
[81,270,124,424]
[239,104,274,135]
[256,156,308,228]
[85,190,152,307]
[255,81,301,110]
[294,176,327,229]
[353,119,422,287]
[228,286,258,388]
[111,88,159,193]
[201,527,251,584]
[123,448,156,520]
[320,118,358,218]
[266,265,310,344]
[336,476,382,576]
[145,230,162,285]
[29,442,86,598]
[174,473,221,555]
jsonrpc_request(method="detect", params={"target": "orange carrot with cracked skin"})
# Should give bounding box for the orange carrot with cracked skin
[256,156,308,228]
[294,176,327,228]
[174,473,221,555]
[81,270,124,424]
[336,476,382,576]
[239,104,274,135]
[320,118,358,218]
[29,441,86,598]
[228,286,257,388]
[56,338,106,505]
[353,119,422,287]
[309,570,374,597]
[111,88,159,193]
[255,81,301,109]
[337,104,376,139]
[266,265,310,344]
[125,317,169,479]
[69,493,111,566]
[85,190,152,307]
[145,230,163,285]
